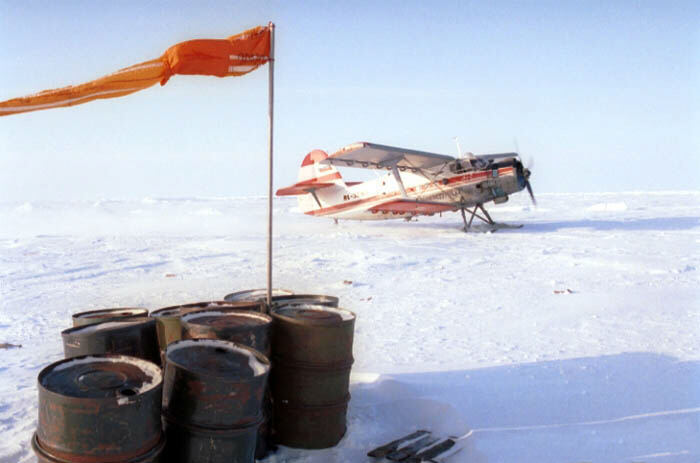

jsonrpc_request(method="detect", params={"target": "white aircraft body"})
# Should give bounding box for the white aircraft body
[277,142,535,231]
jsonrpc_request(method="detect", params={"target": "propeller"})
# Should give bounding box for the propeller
[512,137,536,206]
[515,159,537,206]
[525,155,534,171]
[524,173,536,206]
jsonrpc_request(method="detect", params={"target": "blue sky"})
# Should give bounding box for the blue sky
[1,1,698,200]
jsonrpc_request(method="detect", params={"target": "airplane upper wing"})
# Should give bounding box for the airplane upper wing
[321,142,455,172]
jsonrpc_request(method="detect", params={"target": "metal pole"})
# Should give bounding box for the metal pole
[266,23,275,306]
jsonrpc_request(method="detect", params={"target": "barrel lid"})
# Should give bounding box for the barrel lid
[181,309,272,328]
[152,301,262,318]
[39,354,162,399]
[271,294,339,308]
[62,317,154,336]
[272,304,355,325]
[224,288,294,302]
[72,307,148,320]
[166,339,269,379]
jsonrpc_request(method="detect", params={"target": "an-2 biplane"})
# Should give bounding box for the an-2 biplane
[276,142,536,231]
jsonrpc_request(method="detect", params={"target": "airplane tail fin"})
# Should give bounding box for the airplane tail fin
[296,149,344,186]
[276,150,345,214]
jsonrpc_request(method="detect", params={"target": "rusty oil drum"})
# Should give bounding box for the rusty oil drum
[181,309,273,357]
[271,305,354,365]
[223,288,294,303]
[32,354,164,463]
[162,339,270,463]
[270,304,355,449]
[223,290,338,315]
[151,301,264,353]
[61,317,161,366]
[71,307,148,327]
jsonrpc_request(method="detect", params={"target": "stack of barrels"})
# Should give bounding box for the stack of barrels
[179,306,274,459]
[224,290,355,449]
[270,304,356,448]
[32,289,356,463]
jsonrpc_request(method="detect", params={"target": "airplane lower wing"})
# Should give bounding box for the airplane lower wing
[369,199,458,215]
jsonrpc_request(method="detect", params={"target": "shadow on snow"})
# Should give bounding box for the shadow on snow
[361,216,700,234]
[327,352,700,463]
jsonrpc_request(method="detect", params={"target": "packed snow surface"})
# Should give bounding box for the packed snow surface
[1,192,698,462]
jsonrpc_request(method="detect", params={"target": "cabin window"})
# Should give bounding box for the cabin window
[492,169,499,177]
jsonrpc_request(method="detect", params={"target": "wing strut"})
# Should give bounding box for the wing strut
[460,203,495,232]
[375,156,409,199]
[309,189,323,208]
[390,164,408,198]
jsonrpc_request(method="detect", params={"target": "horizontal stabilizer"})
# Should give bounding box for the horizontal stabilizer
[370,200,458,215]
[276,181,335,196]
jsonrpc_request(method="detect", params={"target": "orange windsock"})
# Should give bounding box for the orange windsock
[0,25,271,117]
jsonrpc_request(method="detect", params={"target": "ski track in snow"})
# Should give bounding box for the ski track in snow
[1,192,699,462]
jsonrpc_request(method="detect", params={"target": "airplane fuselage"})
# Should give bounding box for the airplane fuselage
[301,161,523,220]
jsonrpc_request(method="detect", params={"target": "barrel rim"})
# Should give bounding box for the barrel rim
[162,410,264,435]
[150,306,183,318]
[32,431,166,463]
[223,288,294,302]
[72,307,149,320]
[165,338,270,380]
[269,294,339,305]
[180,309,272,325]
[61,317,155,337]
[37,354,162,401]
[152,301,263,318]
[271,304,356,325]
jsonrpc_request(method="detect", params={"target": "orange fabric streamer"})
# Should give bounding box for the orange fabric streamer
[0,25,271,117]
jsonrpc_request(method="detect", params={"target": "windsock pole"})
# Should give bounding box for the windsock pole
[266,22,275,306]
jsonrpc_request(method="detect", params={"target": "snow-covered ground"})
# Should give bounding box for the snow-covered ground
[1,191,698,462]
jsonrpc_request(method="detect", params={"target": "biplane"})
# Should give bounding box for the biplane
[276,142,536,231]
